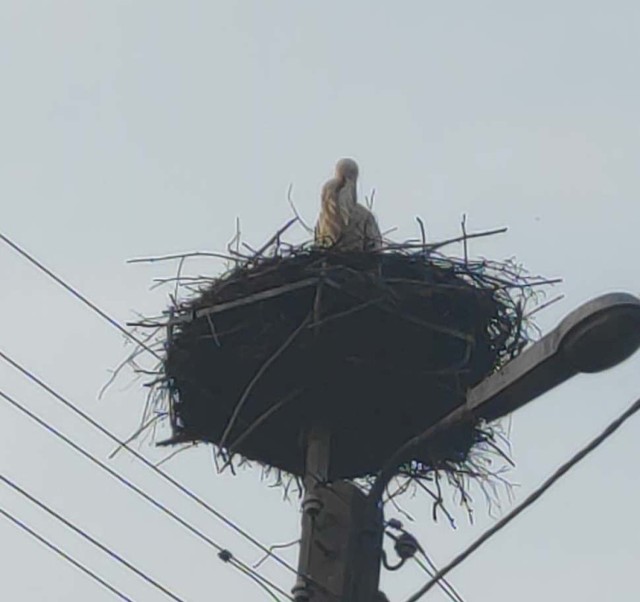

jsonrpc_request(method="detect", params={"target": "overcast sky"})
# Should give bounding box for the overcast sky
[1,2,639,601]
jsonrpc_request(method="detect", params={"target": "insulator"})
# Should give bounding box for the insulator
[292,579,311,602]
[394,532,419,560]
[302,492,323,517]
[386,518,403,531]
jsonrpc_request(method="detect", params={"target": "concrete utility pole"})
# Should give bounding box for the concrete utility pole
[293,425,383,602]
[292,293,640,601]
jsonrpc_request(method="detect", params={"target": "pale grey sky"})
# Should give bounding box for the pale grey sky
[1,1,639,601]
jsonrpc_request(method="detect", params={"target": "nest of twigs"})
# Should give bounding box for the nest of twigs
[130,223,557,485]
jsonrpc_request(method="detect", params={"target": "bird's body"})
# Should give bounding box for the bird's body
[315,158,382,251]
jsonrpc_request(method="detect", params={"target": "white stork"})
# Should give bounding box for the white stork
[315,158,382,251]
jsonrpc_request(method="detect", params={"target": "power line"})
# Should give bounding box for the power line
[405,395,640,602]
[413,556,464,602]
[384,525,464,602]
[0,231,160,360]
[1,507,134,602]
[0,388,293,601]
[1,474,188,602]
[234,562,283,602]
[0,231,303,580]
[0,347,301,583]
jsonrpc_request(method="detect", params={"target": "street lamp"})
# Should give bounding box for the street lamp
[371,292,640,501]
[468,292,640,422]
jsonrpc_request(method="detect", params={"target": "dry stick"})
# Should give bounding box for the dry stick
[524,294,565,319]
[461,214,468,265]
[369,403,472,504]
[253,538,301,569]
[242,242,258,255]
[322,277,474,343]
[405,395,640,602]
[154,443,198,468]
[365,188,376,210]
[218,314,312,451]
[381,226,399,239]
[222,387,305,468]
[205,312,221,348]
[308,296,384,330]
[248,217,299,262]
[98,325,163,400]
[416,217,427,247]
[384,477,414,505]
[128,250,239,264]
[385,226,508,251]
[108,414,163,459]
[386,490,415,523]
[152,275,213,285]
[411,477,456,528]
[173,256,187,302]
[287,184,314,234]
[126,320,166,328]
[169,278,319,325]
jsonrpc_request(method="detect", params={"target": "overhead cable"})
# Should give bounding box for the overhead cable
[405,395,640,602]
[1,474,187,602]
[0,388,293,601]
[1,507,134,602]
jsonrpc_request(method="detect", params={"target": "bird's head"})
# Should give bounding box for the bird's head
[335,158,359,182]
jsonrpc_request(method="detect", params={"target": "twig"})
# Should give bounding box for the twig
[169,278,318,325]
[173,256,186,302]
[416,217,427,247]
[98,326,163,400]
[218,313,312,450]
[365,188,376,210]
[525,294,565,319]
[287,184,314,234]
[128,251,239,264]
[108,414,164,459]
[323,277,475,343]
[461,214,468,264]
[253,538,301,569]
[369,404,473,504]
[308,297,384,330]
[154,443,198,468]
[414,475,456,528]
[222,388,305,470]
[385,226,508,251]
[248,218,298,263]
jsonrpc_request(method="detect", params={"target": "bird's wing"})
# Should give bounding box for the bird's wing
[361,206,383,250]
[316,178,343,246]
[337,181,356,226]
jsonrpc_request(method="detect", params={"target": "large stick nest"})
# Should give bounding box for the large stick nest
[134,227,555,483]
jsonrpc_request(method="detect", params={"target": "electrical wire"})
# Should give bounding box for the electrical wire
[0,232,160,360]
[1,474,188,602]
[413,556,464,602]
[0,231,305,582]
[0,388,293,601]
[0,507,134,602]
[405,395,640,602]
[233,561,284,602]
[384,527,464,602]
[0,347,304,584]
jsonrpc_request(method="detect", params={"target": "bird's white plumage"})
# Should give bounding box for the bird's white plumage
[315,158,382,251]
